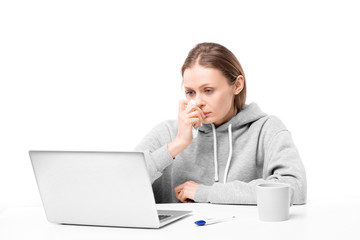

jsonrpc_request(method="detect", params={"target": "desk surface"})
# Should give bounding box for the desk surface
[1,197,360,240]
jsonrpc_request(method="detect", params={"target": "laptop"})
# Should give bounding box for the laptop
[29,150,191,228]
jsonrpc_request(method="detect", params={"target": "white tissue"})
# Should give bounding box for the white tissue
[185,99,202,138]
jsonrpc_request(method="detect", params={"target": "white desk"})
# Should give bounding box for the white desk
[1,197,359,240]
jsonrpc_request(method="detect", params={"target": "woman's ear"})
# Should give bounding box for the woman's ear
[233,75,244,95]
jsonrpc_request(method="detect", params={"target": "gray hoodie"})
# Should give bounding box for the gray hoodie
[135,103,307,205]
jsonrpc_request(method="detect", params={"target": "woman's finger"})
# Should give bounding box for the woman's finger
[190,118,202,128]
[179,100,188,112]
[178,190,188,203]
[186,105,205,119]
[187,110,204,121]
[174,184,184,195]
[176,190,184,202]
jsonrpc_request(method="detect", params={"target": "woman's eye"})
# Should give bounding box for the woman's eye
[204,89,213,94]
[185,91,195,96]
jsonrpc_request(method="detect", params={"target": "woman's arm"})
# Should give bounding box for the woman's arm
[135,100,205,183]
[134,121,175,183]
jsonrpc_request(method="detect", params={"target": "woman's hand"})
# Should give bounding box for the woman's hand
[167,100,205,158]
[174,181,200,203]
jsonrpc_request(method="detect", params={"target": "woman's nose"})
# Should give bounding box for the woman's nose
[195,96,205,107]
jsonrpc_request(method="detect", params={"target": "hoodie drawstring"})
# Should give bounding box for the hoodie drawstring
[211,123,233,183]
[223,124,233,183]
[211,123,219,182]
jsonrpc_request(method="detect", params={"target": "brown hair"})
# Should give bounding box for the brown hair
[181,42,247,111]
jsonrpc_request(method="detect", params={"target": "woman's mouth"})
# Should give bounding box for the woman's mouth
[203,112,211,116]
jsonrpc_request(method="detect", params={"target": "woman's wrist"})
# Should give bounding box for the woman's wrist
[167,137,189,158]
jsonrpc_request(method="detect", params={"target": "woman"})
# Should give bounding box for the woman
[135,42,307,204]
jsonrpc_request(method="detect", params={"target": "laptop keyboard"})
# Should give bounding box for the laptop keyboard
[158,214,172,221]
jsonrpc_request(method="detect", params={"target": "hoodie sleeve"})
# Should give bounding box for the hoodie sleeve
[134,121,175,183]
[194,128,307,205]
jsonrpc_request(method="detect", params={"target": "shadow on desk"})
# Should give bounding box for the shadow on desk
[289,212,304,220]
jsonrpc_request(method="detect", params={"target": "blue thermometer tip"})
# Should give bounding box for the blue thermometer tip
[194,220,206,226]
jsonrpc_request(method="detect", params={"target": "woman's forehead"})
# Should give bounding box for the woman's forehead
[183,65,226,88]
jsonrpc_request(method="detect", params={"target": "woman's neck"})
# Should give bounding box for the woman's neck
[213,105,238,127]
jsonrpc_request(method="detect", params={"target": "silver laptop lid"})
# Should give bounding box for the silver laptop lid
[29,151,161,228]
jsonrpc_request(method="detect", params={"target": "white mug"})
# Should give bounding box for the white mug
[256,183,291,222]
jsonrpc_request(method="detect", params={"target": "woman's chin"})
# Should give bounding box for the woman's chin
[202,118,212,125]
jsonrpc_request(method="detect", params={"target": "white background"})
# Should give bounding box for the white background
[1,0,359,206]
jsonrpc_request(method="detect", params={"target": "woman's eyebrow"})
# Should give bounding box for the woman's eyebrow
[184,84,212,89]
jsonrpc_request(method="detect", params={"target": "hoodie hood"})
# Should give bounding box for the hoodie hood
[198,102,267,134]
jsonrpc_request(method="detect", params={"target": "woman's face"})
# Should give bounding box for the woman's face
[183,64,240,127]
